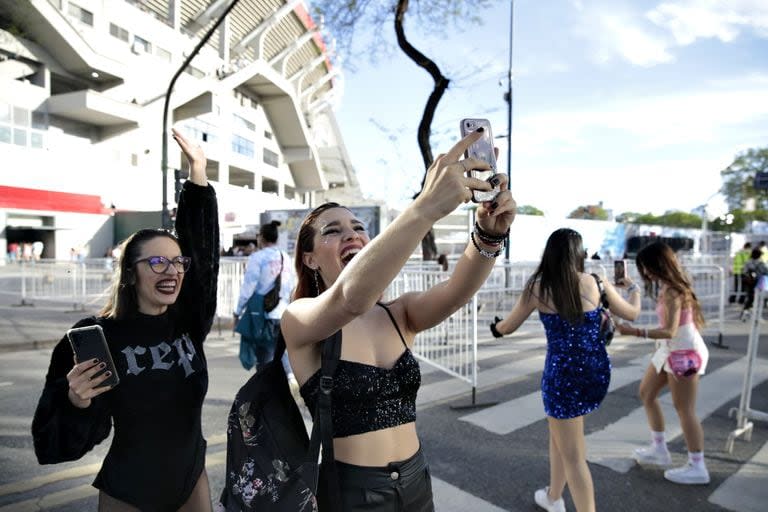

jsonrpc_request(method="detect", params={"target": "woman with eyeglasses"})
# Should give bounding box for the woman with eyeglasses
[616,241,710,485]
[489,228,641,512]
[32,128,220,511]
[279,130,515,511]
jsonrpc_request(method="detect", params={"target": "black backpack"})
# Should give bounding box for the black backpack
[591,273,615,346]
[219,330,342,511]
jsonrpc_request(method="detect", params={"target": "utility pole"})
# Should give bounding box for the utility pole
[504,0,514,260]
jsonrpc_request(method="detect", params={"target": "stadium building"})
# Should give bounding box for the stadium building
[0,0,361,259]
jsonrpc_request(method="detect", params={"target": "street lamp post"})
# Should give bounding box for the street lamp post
[160,0,243,228]
[504,0,514,260]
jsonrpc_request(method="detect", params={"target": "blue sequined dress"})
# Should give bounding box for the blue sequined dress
[539,309,611,419]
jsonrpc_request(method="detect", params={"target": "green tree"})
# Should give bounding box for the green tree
[312,0,498,260]
[615,211,642,223]
[517,205,544,216]
[720,147,768,210]
[620,210,703,228]
[567,204,609,220]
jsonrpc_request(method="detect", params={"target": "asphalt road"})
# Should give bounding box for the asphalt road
[1,323,767,511]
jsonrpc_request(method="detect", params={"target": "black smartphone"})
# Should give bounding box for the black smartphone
[67,325,120,388]
[614,260,627,285]
[460,118,499,203]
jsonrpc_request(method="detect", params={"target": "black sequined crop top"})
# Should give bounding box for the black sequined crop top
[299,303,421,438]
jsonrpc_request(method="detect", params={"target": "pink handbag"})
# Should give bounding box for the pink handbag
[667,349,702,377]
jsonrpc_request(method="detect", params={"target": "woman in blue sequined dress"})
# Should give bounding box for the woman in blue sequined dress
[490,228,642,512]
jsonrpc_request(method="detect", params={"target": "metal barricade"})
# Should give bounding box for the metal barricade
[17,259,114,310]
[216,257,248,323]
[726,288,768,453]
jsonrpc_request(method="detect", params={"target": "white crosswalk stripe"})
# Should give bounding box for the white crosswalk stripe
[459,355,648,434]
[586,357,768,473]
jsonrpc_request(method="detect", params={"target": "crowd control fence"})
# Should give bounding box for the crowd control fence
[9,257,726,402]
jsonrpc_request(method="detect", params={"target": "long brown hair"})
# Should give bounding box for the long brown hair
[525,228,586,324]
[635,241,705,329]
[99,229,180,320]
[292,202,351,300]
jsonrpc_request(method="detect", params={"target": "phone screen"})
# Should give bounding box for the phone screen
[67,325,120,388]
[614,260,626,284]
[460,118,499,203]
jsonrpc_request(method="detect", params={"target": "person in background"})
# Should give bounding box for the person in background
[281,129,515,511]
[31,128,220,511]
[490,228,641,512]
[730,242,751,304]
[741,247,768,321]
[234,221,296,386]
[617,241,710,485]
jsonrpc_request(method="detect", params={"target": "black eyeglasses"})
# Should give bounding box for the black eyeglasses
[134,255,191,274]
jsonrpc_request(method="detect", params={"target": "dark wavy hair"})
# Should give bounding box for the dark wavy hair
[524,228,586,324]
[635,241,705,329]
[260,220,281,244]
[293,202,351,300]
[99,229,180,320]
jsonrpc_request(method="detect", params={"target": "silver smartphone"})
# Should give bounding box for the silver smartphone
[67,325,120,388]
[460,118,499,203]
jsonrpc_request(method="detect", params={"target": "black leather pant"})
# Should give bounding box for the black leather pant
[319,448,434,511]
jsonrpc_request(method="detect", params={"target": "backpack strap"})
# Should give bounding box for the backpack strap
[591,273,610,309]
[303,330,342,506]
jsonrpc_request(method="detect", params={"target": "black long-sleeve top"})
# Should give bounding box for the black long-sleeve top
[31,181,219,511]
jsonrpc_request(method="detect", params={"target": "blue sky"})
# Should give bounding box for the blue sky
[330,0,768,219]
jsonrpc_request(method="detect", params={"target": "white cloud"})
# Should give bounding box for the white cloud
[594,13,675,66]
[512,76,768,155]
[572,1,768,68]
[647,0,768,46]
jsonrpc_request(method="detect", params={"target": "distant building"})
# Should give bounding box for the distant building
[0,0,362,258]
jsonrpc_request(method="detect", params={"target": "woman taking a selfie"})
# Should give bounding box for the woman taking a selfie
[281,129,516,511]
[32,129,220,511]
[616,241,710,485]
[489,228,642,512]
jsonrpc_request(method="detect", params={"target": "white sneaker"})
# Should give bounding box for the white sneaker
[534,487,566,512]
[633,445,672,466]
[664,463,710,485]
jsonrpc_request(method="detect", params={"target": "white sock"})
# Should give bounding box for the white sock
[651,431,667,450]
[688,451,705,469]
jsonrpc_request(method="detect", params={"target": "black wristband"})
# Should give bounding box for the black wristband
[490,316,504,338]
[475,222,509,244]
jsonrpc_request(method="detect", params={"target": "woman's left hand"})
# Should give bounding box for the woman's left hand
[172,127,207,185]
[476,171,516,235]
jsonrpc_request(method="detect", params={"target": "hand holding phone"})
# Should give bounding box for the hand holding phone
[67,325,120,390]
[460,118,499,203]
[614,260,627,285]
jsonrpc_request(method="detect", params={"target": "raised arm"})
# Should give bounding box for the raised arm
[171,129,220,341]
[603,278,642,321]
[282,130,499,347]
[399,172,516,333]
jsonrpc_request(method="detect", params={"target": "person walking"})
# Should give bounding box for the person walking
[234,220,296,385]
[489,228,642,512]
[616,241,711,485]
[280,129,515,511]
[31,128,220,511]
[740,247,768,321]
[731,242,751,304]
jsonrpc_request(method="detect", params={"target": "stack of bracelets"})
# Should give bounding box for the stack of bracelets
[471,222,509,258]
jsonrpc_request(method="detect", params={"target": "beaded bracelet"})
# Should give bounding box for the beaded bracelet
[471,231,504,258]
[474,222,509,245]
